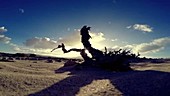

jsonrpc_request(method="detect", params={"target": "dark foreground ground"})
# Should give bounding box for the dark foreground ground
[0,60,170,96]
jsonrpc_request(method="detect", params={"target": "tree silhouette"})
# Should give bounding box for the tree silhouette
[51,26,140,71]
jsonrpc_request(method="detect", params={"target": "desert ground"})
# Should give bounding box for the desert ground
[0,59,170,96]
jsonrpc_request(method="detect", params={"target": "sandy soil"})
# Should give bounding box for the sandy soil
[0,60,170,96]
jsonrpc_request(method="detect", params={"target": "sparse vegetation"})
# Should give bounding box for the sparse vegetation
[79,48,140,71]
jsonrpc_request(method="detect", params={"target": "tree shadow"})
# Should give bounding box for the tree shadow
[29,65,170,96]
[109,70,170,96]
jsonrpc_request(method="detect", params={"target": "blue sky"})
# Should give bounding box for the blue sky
[0,0,170,58]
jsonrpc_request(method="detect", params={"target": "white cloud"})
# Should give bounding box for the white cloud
[134,43,163,53]
[133,37,170,53]
[127,24,153,32]
[24,37,57,49]
[122,41,128,44]
[108,37,170,56]
[0,27,10,43]
[152,37,170,45]
[89,32,106,49]
[111,38,118,42]
[0,27,7,33]
[10,43,81,58]
[19,8,24,13]
[57,31,80,46]
[9,42,56,55]
[57,31,106,49]
[90,32,105,43]
[0,35,11,44]
[118,37,169,54]
[126,25,131,29]
[16,30,107,58]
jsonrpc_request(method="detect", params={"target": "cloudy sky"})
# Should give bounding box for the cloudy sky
[0,0,170,58]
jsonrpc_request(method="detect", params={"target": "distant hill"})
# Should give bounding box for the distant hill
[0,52,82,62]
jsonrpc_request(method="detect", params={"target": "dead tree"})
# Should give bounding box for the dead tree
[51,26,133,71]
